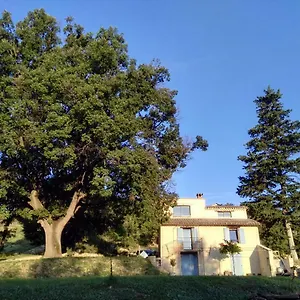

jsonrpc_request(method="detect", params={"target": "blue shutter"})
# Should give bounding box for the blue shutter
[238,228,246,244]
[223,227,230,241]
[192,227,199,249]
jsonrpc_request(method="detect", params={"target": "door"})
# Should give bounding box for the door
[181,253,199,275]
[231,254,243,275]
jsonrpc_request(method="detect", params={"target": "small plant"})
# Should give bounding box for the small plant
[291,259,300,280]
[170,258,176,275]
[170,258,176,267]
[74,237,99,254]
[219,240,241,256]
[65,247,74,257]
[219,240,242,275]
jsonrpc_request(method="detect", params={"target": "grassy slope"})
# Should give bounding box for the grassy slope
[0,276,299,300]
[0,256,160,278]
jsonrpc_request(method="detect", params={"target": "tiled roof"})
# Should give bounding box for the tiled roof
[205,206,247,210]
[163,218,260,227]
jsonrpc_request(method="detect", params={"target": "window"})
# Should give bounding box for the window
[177,227,198,250]
[218,211,232,218]
[229,229,239,242]
[224,227,246,244]
[173,205,191,217]
[182,228,192,249]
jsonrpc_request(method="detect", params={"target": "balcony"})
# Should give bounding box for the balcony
[178,238,202,251]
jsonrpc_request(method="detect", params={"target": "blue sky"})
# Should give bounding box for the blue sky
[2,0,300,204]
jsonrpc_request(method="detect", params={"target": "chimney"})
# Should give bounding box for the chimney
[196,193,203,199]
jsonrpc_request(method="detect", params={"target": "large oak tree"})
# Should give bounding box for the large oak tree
[0,10,208,257]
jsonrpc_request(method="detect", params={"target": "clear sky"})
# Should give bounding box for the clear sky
[2,0,300,204]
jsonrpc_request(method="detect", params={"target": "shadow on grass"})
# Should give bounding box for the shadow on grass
[0,255,161,279]
[29,257,111,278]
[0,257,109,278]
[2,238,34,254]
[116,256,161,276]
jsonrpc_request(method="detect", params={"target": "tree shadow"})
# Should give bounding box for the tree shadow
[0,254,161,278]
[28,257,110,278]
[117,256,161,276]
[250,247,261,275]
[2,238,39,255]
[205,247,227,275]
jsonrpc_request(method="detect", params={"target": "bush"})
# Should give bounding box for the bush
[219,240,242,256]
[75,239,99,254]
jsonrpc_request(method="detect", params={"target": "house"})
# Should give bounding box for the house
[159,194,277,276]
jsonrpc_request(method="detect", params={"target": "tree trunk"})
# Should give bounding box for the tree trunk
[285,220,298,263]
[40,220,64,258]
[231,254,236,275]
[28,190,85,258]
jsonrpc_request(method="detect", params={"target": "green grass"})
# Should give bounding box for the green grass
[0,276,299,300]
[0,256,160,278]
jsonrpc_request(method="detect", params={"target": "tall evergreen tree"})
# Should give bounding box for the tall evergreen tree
[237,87,300,260]
[0,10,208,257]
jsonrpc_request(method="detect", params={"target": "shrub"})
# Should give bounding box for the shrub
[219,240,242,256]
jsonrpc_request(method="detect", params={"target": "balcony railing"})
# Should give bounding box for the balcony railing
[164,239,203,257]
[178,239,202,251]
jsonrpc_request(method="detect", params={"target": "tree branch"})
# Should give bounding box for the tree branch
[38,219,50,229]
[59,191,86,228]
[28,190,44,210]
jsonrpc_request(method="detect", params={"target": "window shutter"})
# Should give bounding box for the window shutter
[223,227,230,241]
[238,228,246,244]
[192,227,198,242]
[177,227,184,243]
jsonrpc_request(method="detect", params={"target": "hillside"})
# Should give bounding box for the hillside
[0,256,159,278]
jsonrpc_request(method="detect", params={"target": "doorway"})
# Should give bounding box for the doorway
[231,254,243,275]
[181,253,199,275]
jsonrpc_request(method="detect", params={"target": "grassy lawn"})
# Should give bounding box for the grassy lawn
[0,276,299,300]
[0,256,160,278]
[1,223,299,299]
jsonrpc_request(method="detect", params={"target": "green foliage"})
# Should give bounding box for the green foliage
[170,258,176,267]
[0,205,15,251]
[0,9,207,250]
[238,87,300,254]
[219,240,242,256]
[1,221,33,254]
[74,237,99,254]
[0,205,10,220]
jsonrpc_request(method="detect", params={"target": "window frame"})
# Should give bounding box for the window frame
[229,228,239,243]
[178,227,198,250]
[182,228,193,250]
[173,205,191,217]
[217,211,232,218]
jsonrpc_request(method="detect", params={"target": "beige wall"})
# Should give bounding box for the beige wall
[171,198,248,219]
[160,225,262,276]
[202,208,248,219]
[257,245,277,276]
[172,198,206,218]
